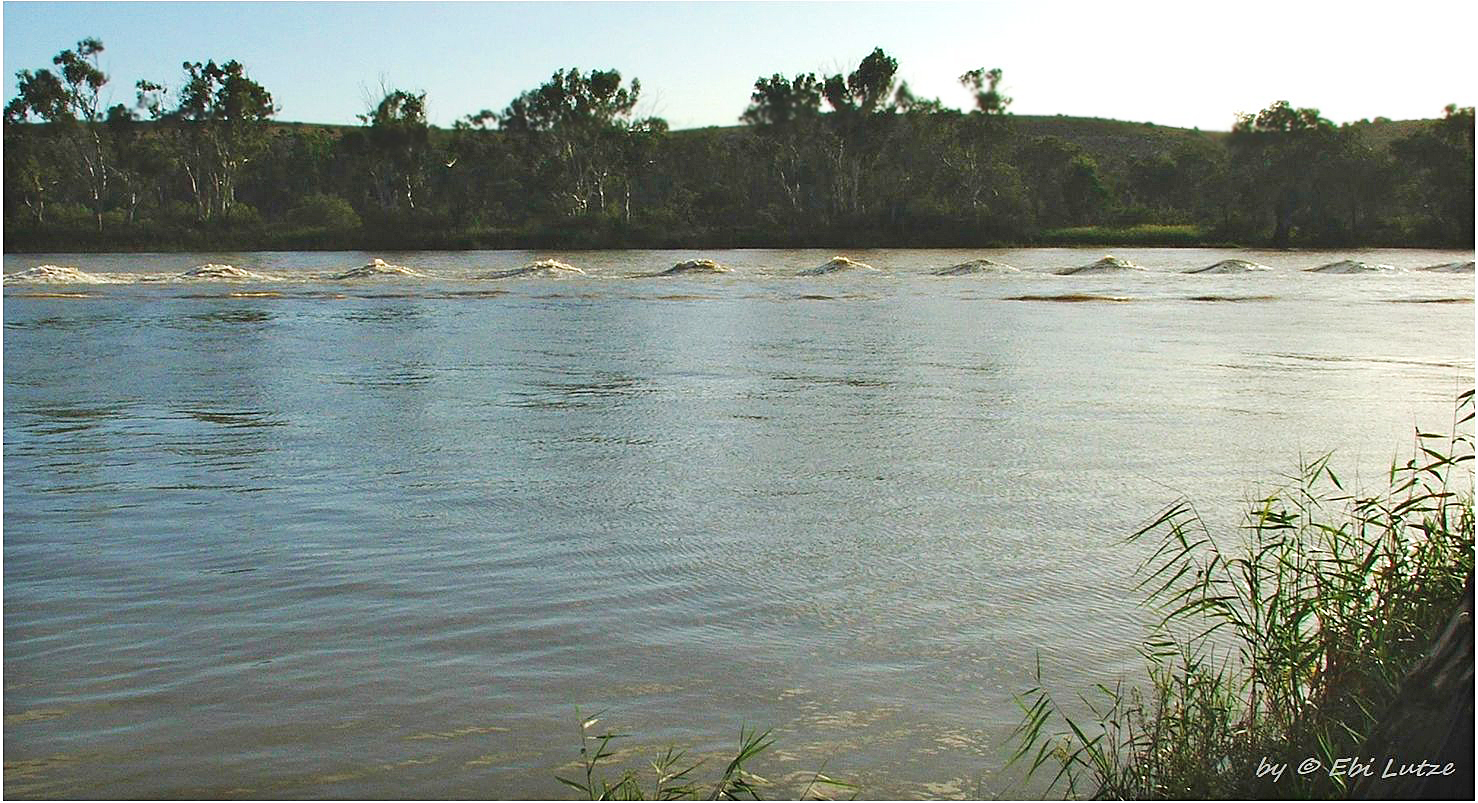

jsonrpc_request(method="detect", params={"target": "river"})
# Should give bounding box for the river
[3,247,1473,798]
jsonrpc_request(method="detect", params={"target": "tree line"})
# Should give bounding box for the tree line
[5,39,1474,251]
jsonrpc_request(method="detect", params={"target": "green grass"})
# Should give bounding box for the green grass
[1010,390,1474,799]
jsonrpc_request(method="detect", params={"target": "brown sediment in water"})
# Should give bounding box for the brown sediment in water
[798,294,837,300]
[1185,295,1278,302]
[1386,297,1474,304]
[1006,293,1134,302]
[649,294,719,301]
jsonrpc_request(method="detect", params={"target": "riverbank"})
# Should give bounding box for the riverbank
[5,221,1465,255]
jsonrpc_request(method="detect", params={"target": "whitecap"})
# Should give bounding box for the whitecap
[1184,258,1272,274]
[2,264,120,284]
[797,256,877,276]
[476,259,586,279]
[333,258,428,279]
[1305,260,1401,274]
[1055,256,1144,275]
[932,258,1018,275]
[659,258,730,276]
[179,264,277,281]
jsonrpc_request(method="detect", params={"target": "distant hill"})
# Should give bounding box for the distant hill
[655,114,1435,173]
[158,113,1442,166]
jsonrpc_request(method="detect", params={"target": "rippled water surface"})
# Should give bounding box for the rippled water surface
[4,248,1474,798]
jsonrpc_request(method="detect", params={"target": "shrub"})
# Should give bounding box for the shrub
[286,193,362,230]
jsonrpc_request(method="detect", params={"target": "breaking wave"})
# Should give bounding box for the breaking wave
[333,259,429,279]
[658,259,730,276]
[932,258,1018,275]
[798,256,877,276]
[1185,259,1272,274]
[3,265,122,285]
[179,264,278,281]
[475,259,586,279]
[1055,256,1144,275]
[1305,260,1401,274]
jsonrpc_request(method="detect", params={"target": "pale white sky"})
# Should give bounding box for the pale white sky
[5,1,1474,130]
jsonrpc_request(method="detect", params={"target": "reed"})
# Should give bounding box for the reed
[557,712,855,800]
[1010,390,1474,799]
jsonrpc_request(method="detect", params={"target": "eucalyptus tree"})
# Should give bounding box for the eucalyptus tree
[818,47,901,220]
[4,38,113,230]
[349,88,431,213]
[2,116,64,223]
[1228,100,1345,245]
[497,68,660,218]
[1392,104,1475,244]
[104,103,168,224]
[1016,136,1087,226]
[139,59,276,222]
[740,72,825,218]
[444,111,518,226]
[941,66,1021,222]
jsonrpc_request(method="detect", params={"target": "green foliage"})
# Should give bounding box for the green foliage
[960,67,1011,116]
[1039,224,1208,246]
[347,88,431,212]
[1392,104,1475,246]
[5,37,113,230]
[287,193,361,230]
[138,58,276,223]
[2,37,1470,250]
[1010,391,1475,799]
[1228,100,1354,246]
[555,712,855,801]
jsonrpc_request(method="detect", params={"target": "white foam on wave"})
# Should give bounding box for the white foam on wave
[476,259,586,279]
[3,264,121,284]
[333,258,429,279]
[932,258,1018,275]
[179,263,277,281]
[1420,261,1475,274]
[1056,255,1144,275]
[798,256,877,276]
[659,259,730,276]
[1185,258,1272,274]
[1305,260,1402,274]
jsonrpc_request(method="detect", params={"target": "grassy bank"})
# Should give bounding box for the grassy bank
[1011,391,1474,799]
[4,220,1463,255]
[1036,224,1222,247]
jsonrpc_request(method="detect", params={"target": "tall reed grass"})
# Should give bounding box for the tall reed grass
[1011,390,1474,799]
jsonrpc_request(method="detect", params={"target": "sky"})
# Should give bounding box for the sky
[3,1,1475,131]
